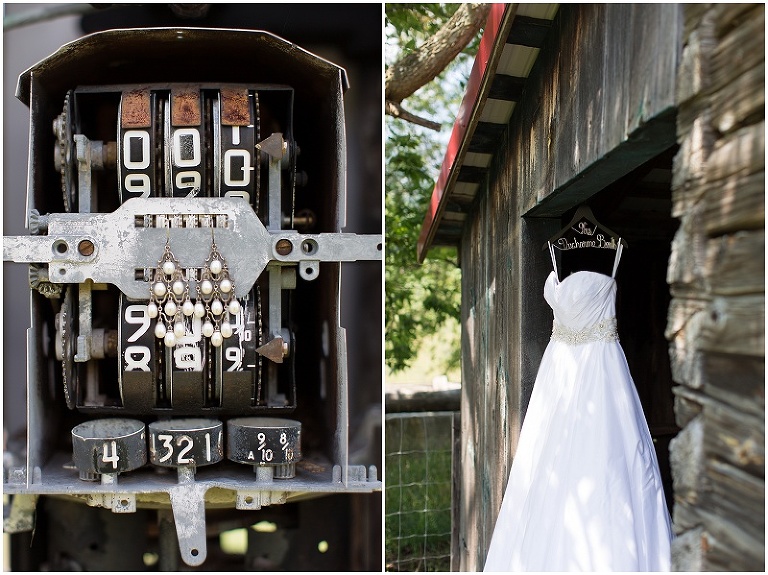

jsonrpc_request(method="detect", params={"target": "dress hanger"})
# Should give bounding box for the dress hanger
[542,204,629,251]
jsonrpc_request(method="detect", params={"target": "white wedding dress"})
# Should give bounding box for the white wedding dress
[483,245,672,571]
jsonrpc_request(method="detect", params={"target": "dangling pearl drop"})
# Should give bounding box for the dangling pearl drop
[209,259,222,275]
[182,300,194,317]
[164,300,177,317]
[162,260,175,276]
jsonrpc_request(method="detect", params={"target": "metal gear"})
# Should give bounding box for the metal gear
[58,285,77,409]
[53,91,77,212]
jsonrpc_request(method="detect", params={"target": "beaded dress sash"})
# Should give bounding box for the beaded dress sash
[551,317,619,345]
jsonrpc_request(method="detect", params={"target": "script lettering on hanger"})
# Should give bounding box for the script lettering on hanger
[553,233,618,251]
[573,221,595,235]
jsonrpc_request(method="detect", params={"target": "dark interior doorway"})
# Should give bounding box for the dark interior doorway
[552,144,680,513]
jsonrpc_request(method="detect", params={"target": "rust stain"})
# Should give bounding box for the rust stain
[171,88,202,126]
[121,89,151,128]
[220,87,251,126]
[297,460,325,474]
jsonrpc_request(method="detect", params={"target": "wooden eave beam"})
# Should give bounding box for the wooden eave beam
[507,15,553,48]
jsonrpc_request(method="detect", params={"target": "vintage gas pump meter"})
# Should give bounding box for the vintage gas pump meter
[3,27,381,568]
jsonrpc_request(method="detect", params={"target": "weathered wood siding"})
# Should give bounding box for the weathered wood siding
[667,4,764,570]
[458,4,683,571]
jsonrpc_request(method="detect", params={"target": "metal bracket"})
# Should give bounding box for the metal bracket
[235,489,288,510]
[3,197,382,299]
[169,483,208,567]
[3,494,39,533]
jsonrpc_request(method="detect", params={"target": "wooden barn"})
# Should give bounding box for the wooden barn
[416,3,764,571]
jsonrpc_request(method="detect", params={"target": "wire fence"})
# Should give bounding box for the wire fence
[385,411,456,571]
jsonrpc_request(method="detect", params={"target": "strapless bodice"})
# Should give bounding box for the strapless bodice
[544,270,617,332]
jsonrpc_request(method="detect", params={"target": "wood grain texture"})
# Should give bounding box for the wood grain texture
[668,5,765,571]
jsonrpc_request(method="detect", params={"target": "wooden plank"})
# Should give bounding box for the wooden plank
[702,397,764,477]
[676,15,718,106]
[702,352,765,419]
[705,121,765,190]
[666,297,708,389]
[672,497,704,534]
[487,73,526,101]
[666,204,709,290]
[468,122,507,154]
[627,4,681,133]
[699,508,765,571]
[699,294,764,356]
[705,229,765,296]
[603,3,633,153]
[700,462,765,565]
[703,170,765,236]
[672,384,704,430]
[385,388,460,413]
[486,171,514,553]
[708,5,764,97]
[551,5,578,190]
[506,16,553,48]
[456,165,488,184]
[669,414,705,498]
[711,63,764,135]
[712,3,763,39]
[671,115,716,216]
[682,3,713,41]
[459,195,489,571]
[578,3,607,167]
[671,525,705,571]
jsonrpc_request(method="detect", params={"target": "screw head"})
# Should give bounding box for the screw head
[78,239,95,257]
[275,239,293,256]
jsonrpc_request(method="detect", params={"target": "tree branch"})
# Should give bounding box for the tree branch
[385,3,490,108]
[385,101,442,131]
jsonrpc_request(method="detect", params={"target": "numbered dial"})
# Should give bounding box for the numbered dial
[71,418,147,480]
[117,86,260,203]
[148,418,223,468]
[227,417,301,479]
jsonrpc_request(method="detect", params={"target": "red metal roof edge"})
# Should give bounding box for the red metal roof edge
[416,3,509,263]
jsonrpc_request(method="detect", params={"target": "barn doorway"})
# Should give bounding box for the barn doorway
[523,140,680,514]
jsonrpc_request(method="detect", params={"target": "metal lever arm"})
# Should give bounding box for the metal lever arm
[3,197,382,299]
